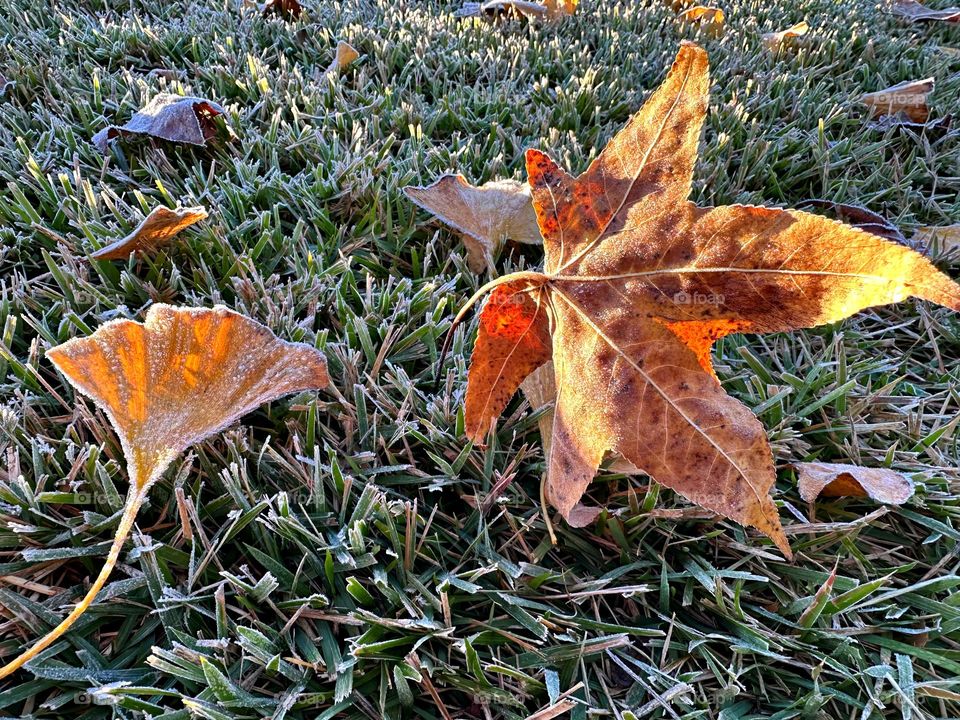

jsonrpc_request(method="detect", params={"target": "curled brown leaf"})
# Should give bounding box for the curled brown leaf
[861,78,934,124]
[92,94,230,153]
[90,205,208,261]
[404,174,542,272]
[890,0,960,22]
[762,21,809,52]
[796,462,915,505]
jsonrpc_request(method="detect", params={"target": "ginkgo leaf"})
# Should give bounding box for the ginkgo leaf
[796,462,915,504]
[890,0,960,22]
[458,42,960,558]
[90,205,208,261]
[92,94,229,153]
[762,21,809,52]
[325,41,360,75]
[861,78,934,124]
[404,174,542,273]
[0,305,328,679]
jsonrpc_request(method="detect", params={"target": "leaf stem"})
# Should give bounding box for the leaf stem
[438,270,546,377]
[0,484,149,679]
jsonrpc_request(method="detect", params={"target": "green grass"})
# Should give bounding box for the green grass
[0,0,959,717]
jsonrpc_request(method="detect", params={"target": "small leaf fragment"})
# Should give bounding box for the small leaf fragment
[678,5,725,34]
[798,566,837,628]
[796,462,915,505]
[914,225,960,253]
[325,41,360,75]
[92,94,230,153]
[762,21,809,52]
[90,205,208,261]
[404,174,542,272]
[861,78,934,124]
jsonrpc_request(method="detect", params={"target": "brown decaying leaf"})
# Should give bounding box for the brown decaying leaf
[860,78,934,124]
[762,21,809,52]
[90,206,208,261]
[460,42,960,558]
[890,0,960,22]
[796,462,915,504]
[92,94,228,153]
[404,174,542,272]
[914,225,960,252]
[0,305,328,679]
[325,41,360,75]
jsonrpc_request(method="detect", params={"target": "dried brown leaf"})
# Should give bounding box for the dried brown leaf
[90,205,208,261]
[861,78,934,124]
[0,305,328,679]
[325,41,360,75]
[796,462,915,504]
[461,43,960,558]
[914,224,960,252]
[404,174,542,272]
[762,21,809,52]
[259,0,303,17]
[92,94,229,153]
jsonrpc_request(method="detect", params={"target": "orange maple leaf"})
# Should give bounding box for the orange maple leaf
[459,43,960,558]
